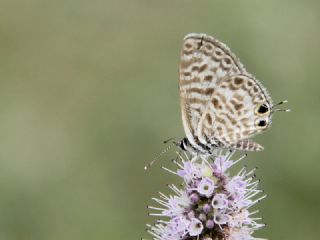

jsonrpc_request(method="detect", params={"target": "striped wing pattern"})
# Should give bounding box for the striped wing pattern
[179,33,272,152]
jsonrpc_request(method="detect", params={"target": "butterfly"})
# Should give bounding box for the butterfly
[178,33,289,155]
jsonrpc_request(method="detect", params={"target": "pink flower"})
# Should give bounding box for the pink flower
[188,218,204,236]
[197,177,215,197]
[212,193,228,209]
[146,151,266,240]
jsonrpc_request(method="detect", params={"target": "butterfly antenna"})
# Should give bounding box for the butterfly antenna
[272,100,288,108]
[271,108,291,113]
[271,100,291,113]
[144,143,176,170]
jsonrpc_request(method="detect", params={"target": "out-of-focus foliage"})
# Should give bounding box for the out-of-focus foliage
[0,0,319,239]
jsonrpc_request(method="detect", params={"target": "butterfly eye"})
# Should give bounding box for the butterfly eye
[255,119,268,128]
[255,103,269,115]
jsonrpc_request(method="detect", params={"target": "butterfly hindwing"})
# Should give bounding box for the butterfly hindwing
[197,75,272,151]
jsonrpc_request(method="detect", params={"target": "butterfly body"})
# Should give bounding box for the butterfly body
[179,33,275,154]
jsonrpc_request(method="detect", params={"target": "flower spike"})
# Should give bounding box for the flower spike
[145,150,266,240]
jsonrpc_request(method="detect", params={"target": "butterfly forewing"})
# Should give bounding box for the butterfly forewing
[179,33,273,152]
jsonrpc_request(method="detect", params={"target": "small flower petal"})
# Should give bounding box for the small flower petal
[188,218,204,236]
[212,156,232,174]
[214,211,230,225]
[203,203,211,214]
[190,192,200,204]
[197,177,215,197]
[177,161,201,182]
[226,176,247,199]
[206,219,215,229]
[212,193,228,209]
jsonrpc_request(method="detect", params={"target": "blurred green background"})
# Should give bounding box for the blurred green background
[0,0,319,239]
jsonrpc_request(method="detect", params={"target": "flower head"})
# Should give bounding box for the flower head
[146,150,266,240]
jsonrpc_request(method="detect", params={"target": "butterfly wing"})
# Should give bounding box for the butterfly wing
[197,74,273,151]
[179,33,248,151]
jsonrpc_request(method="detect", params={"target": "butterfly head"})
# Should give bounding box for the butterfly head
[179,137,195,153]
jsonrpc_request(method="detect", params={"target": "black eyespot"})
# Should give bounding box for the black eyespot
[258,104,269,114]
[258,120,267,127]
